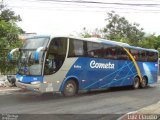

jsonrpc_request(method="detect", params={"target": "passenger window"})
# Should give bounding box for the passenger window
[103,45,111,59]
[103,45,119,60]
[130,49,138,61]
[87,42,103,58]
[138,50,147,62]
[148,52,158,62]
[117,48,129,60]
[68,39,84,57]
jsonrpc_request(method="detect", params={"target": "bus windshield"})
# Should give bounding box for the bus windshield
[18,37,49,75]
[18,50,44,75]
[22,37,49,49]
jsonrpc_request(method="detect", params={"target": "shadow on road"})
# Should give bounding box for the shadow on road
[12,85,157,103]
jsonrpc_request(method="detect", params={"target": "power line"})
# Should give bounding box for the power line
[37,0,160,7]
[6,0,160,13]
[8,5,160,13]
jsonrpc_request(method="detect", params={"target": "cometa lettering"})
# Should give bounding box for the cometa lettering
[90,60,115,69]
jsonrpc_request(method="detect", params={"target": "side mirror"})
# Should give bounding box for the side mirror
[34,47,44,62]
[8,48,19,61]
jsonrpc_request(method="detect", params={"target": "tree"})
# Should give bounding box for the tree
[79,11,159,54]
[153,35,160,50]
[79,27,103,38]
[103,11,145,45]
[0,1,23,74]
[138,34,160,51]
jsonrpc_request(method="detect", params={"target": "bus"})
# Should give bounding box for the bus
[8,35,159,96]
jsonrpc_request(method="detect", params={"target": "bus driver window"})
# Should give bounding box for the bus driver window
[44,54,56,75]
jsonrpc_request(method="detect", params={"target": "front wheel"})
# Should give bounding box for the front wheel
[132,77,140,89]
[62,80,77,96]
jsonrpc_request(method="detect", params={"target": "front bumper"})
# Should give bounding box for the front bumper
[16,81,43,93]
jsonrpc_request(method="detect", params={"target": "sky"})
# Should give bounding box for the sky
[4,0,160,36]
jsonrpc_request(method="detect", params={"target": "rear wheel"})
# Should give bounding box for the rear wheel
[62,80,77,96]
[140,77,147,88]
[132,77,140,89]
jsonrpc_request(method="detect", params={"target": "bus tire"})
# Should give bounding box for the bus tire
[62,80,77,96]
[132,77,140,89]
[140,77,148,88]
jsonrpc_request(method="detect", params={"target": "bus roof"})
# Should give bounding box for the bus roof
[28,35,158,53]
[127,46,158,52]
[82,37,158,53]
[84,37,130,47]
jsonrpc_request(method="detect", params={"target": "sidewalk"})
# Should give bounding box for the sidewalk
[0,75,19,92]
[136,73,160,115]
[137,102,160,114]
[119,76,160,120]
[119,103,160,120]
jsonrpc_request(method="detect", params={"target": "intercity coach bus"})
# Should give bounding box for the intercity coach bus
[8,36,159,96]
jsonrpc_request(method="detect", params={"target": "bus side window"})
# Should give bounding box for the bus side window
[92,43,103,58]
[138,50,147,62]
[103,45,112,59]
[86,42,103,58]
[104,45,117,60]
[117,48,129,60]
[130,49,138,61]
[68,39,84,57]
[87,42,94,57]
[103,48,110,59]
[148,51,158,62]
[111,47,117,59]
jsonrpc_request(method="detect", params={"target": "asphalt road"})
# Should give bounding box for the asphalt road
[0,82,160,120]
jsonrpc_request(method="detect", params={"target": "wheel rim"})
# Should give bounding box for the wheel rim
[141,77,147,87]
[64,81,76,96]
[66,83,75,94]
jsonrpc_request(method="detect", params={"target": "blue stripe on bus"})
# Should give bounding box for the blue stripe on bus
[63,57,158,91]
[99,63,135,88]
[83,61,134,89]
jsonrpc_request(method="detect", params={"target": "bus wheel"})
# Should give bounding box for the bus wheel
[140,77,147,88]
[132,77,140,89]
[62,80,77,96]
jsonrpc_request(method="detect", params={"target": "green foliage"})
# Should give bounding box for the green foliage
[0,2,23,75]
[80,27,92,38]
[79,11,160,53]
[138,35,160,50]
[153,35,160,50]
[103,11,145,45]
[138,35,155,49]
[0,5,21,22]
[79,27,103,38]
